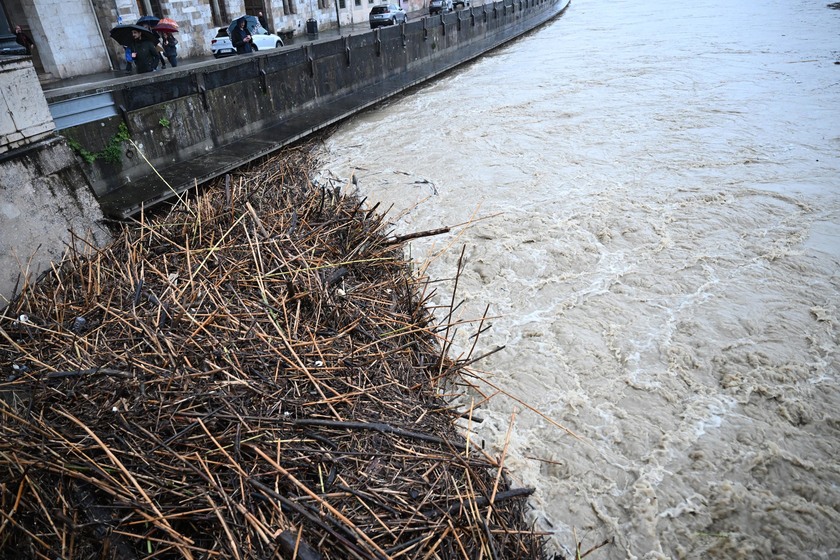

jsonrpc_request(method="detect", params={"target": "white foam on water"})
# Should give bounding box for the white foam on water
[315,0,840,557]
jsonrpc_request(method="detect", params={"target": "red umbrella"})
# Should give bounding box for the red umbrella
[154,18,179,33]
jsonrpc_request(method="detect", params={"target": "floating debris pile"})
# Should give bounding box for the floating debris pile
[0,145,543,559]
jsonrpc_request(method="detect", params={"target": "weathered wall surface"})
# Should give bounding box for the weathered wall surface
[0,58,55,154]
[0,58,110,308]
[50,0,566,218]
[0,138,111,308]
[3,0,427,80]
[26,0,112,78]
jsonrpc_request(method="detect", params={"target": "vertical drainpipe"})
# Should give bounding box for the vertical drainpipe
[210,0,222,25]
[88,0,115,70]
[334,0,341,31]
[262,0,271,32]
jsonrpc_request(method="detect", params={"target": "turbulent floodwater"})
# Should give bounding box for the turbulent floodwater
[316,0,840,557]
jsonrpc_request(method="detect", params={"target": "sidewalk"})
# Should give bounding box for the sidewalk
[40,10,428,94]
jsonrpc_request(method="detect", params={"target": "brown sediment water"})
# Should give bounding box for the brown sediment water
[316,0,840,557]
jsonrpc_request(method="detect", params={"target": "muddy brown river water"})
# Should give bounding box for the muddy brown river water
[317,0,840,557]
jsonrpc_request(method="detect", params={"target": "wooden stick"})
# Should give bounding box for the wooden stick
[54,408,196,558]
[292,419,466,450]
[385,227,451,246]
[250,445,392,559]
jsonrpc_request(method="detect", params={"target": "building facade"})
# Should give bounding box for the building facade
[0,0,418,79]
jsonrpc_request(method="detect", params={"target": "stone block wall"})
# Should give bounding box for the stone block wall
[26,0,112,77]
[0,136,110,308]
[160,0,215,59]
[0,58,55,154]
[0,59,110,308]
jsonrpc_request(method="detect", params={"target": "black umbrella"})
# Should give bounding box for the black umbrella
[109,24,155,47]
[136,15,160,28]
[228,15,260,38]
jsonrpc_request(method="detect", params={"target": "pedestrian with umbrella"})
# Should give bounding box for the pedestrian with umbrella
[136,15,166,69]
[230,16,254,54]
[109,24,159,73]
[154,18,179,67]
[159,32,178,67]
[130,28,160,73]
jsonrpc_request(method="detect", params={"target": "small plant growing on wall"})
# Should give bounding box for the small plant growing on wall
[100,123,131,164]
[65,122,131,166]
[65,137,96,164]
[159,117,171,128]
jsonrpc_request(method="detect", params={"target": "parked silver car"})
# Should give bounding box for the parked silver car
[369,5,408,29]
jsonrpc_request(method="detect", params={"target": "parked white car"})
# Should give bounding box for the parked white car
[210,25,284,57]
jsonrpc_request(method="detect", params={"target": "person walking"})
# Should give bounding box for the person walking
[123,45,133,73]
[130,29,160,73]
[161,32,178,67]
[257,11,268,31]
[230,17,253,54]
[137,19,167,68]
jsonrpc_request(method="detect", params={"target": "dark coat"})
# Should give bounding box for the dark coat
[15,30,34,54]
[161,34,178,58]
[133,38,160,73]
[230,23,252,54]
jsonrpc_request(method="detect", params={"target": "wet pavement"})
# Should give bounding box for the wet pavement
[40,10,430,94]
[37,7,448,218]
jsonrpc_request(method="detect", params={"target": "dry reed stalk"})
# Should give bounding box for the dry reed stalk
[0,139,547,559]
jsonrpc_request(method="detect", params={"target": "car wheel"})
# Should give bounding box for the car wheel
[213,53,221,58]
[252,45,258,51]
[275,41,282,48]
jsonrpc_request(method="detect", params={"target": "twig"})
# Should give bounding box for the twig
[385,227,451,246]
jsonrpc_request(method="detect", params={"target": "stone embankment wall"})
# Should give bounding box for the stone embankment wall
[0,57,110,308]
[0,0,566,306]
[49,0,567,219]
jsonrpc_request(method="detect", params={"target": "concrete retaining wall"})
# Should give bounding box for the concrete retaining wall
[0,138,110,308]
[0,56,111,307]
[49,0,568,218]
